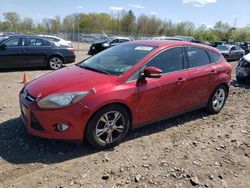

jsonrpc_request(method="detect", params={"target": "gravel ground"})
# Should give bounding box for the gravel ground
[0,42,249,188]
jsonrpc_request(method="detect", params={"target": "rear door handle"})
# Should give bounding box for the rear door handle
[177,77,186,85]
[44,49,48,53]
[210,70,217,76]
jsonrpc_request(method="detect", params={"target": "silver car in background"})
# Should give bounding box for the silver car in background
[217,45,245,61]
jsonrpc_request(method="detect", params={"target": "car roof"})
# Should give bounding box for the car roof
[38,35,61,39]
[128,40,221,53]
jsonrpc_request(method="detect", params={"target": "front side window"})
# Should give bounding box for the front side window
[4,38,25,47]
[146,47,184,73]
[186,47,210,68]
[111,39,119,44]
[79,43,156,75]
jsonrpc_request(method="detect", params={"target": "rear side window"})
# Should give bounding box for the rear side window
[147,47,184,73]
[207,50,221,63]
[186,47,210,68]
[26,38,51,47]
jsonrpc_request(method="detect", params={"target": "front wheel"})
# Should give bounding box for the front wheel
[206,85,228,114]
[48,56,63,70]
[85,105,130,149]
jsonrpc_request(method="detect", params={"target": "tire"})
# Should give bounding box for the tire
[48,56,63,70]
[236,76,246,83]
[224,55,229,61]
[85,105,130,149]
[206,85,228,114]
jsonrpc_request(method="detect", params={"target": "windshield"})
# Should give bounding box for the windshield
[79,43,156,75]
[106,37,114,43]
[217,45,230,51]
[0,36,9,43]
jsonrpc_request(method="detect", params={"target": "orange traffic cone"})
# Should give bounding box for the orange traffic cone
[21,72,29,84]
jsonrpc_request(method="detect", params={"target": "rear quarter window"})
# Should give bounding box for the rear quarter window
[207,50,221,63]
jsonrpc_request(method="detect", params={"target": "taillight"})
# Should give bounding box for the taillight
[67,48,75,53]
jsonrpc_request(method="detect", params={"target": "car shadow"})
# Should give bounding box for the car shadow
[231,80,250,89]
[0,109,211,165]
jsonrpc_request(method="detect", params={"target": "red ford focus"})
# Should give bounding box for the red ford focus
[19,40,231,148]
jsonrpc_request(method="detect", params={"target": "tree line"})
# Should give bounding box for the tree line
[0,11,250,42]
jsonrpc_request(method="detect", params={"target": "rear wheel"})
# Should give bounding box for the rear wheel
[236,76,246,83]
[85,105,130,149]
[206,85,227,114]
[48,56,63,70]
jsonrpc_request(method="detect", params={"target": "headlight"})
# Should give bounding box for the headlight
[37,91,89,109]
[102,43,110,47]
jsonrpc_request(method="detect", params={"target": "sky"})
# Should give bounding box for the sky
[0,0,249,28]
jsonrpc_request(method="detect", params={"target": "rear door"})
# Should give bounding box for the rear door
[184,46,214,108]
[25,37,51,67]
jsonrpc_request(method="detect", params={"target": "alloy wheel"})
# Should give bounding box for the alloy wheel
[212,88,226,111]
[49,57,63,70]
[95,111,125,144]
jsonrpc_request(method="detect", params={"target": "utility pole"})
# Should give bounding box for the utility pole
[78,20,80,51]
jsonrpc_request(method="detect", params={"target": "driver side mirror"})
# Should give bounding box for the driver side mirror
[0,43,7,49]
[142,67,163,79]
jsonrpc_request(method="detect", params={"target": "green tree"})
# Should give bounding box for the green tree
[3,12,21,31]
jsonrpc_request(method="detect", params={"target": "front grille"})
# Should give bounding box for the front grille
[30,113,45,131]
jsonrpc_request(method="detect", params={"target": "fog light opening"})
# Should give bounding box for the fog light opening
[57,123,69,132]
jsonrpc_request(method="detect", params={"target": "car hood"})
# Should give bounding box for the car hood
[25,65,117,99]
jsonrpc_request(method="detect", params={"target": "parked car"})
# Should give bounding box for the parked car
[0,35,75,70]
[239,42,250,54]
[210,41,227,47]
[19,40,231,149]
[38,35,73,47]
[236,53,250,82]
[152,36,183,41]
[175,36,195,42]
[88,37,132,55]
[216,45,245,61]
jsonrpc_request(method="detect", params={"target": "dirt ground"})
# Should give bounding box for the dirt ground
[0,42,249,188]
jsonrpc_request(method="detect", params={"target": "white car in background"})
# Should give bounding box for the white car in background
[152,36,183,41]
[38,35,73,47]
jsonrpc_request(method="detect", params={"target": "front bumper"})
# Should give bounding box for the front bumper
[19,91,91,141]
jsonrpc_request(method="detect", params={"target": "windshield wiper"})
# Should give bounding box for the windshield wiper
[79,65,111,75]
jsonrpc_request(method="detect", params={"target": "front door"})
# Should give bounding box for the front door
[138,47,188,124]
[0,37,27,69]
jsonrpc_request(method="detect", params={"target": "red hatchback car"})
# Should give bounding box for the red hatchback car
[19,40,231,148]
